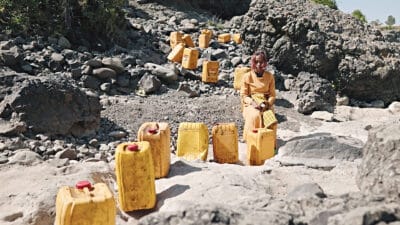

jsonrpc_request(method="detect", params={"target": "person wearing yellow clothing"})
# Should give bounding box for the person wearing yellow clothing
[240,51,277,145]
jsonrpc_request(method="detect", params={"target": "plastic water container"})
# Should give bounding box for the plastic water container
[182,48,199,70]
[138,122,171,178]
[232,33,243,44]
[170,31,183,48]
[218,33,231,43]
[167,43,185,63]
[201,29,213,39]
[55,181,116,225]
[246,128,275,165]
[212,123,238,164]
[182,34,195,47]
[177,122,208,161]
[202,60,219,83]
[233,67,251,90]
[115,142,156,211]
[199,34,210,49]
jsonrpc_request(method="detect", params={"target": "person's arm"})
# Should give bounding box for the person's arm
[240,72,253,106]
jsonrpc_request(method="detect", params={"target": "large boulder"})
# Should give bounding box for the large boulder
[0,72,101,136]
[234,0,400,104]
[357,121,400,199]
[286,72,336,114]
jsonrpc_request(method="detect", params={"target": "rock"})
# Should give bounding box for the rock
[55,149,77,160]
[277,133,363,161]
[0,120,27,136]
[8,150,43,165]
[138,74,161,94]
[109,131,127,139]
[357,121,400,199]
[288,72,336,114]
[0,73,101,136]
[102,57,125,74]
[336,95,349,106]
[388,101,400,114]
[92,67,117,79]
[288,183,326,200]
[310,111,334,121]
[0,46,22,66]
[144,63,178,83]
[176,83,200,98]
[58,36,71,49]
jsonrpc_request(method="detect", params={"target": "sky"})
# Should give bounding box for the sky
[336,0,400,25]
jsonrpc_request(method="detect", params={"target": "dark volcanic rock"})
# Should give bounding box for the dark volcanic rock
[287,72,336,114]
[0,72,101,136]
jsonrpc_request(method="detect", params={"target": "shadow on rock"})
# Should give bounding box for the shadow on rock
[125,208,157,220]
[275,98,294,108]
[156,184,190,208]
[123,184,189,220]
[167,160,202,177]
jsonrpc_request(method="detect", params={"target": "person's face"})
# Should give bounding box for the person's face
[254,55,266,74]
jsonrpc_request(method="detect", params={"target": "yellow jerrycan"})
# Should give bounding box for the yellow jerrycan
[246,128,275,166]
[115,142,156,211]
[202,60,219,83]
[138,122,171,178]
[167,43,185,63]
[212,123,238,164]
[177,122,209,161]
[232,34,243,44]
[55,181,116,225]
[199,34,210,49]
[201,29,213,40]
[182,34,195,47]
[170,31,183,48]
[233,67,251,90]
[218,33,231,43]
[182,48,199,70]
[199,29,212,48]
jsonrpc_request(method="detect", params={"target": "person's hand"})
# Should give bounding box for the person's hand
[259,102,270,112]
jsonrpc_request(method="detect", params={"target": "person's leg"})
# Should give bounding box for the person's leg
[242,106,262,141]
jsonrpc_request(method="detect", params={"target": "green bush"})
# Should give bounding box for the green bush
[0,0,126,41]
[352,10,367,23]
[312,0,338,10]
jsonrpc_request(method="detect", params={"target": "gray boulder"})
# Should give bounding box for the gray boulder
[287,72,336,114]
[357,121,400,199]
[278,133,363,161]
[0,73,101,136]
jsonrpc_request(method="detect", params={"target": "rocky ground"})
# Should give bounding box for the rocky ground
[0,0,400,225]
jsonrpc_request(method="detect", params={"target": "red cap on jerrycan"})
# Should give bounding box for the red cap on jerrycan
[127,144,139,151]
[252,129,258,133]
[148,128,158,134]
[76,180,92,189]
